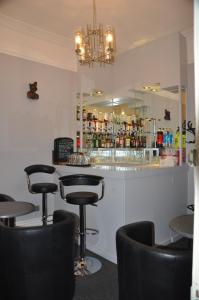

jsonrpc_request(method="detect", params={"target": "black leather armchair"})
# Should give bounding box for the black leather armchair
[0,210,76,300]
[116,221,192,300]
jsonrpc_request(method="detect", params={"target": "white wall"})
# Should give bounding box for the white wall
[0,53,76,219]
[113,33,182,92]
[78,33,183,95]
[145,93,179,132]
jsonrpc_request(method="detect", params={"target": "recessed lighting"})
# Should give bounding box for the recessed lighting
[93,89,104,95]
[142,83,160,92]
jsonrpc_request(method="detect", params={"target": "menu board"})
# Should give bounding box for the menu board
[53,137,74,163]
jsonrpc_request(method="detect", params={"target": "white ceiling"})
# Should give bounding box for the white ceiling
[0,0,193,54]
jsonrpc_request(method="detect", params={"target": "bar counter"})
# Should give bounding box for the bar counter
[54,163,188,263]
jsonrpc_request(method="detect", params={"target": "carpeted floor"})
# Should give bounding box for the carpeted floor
[73,251,118,300]
[73,238,192,300]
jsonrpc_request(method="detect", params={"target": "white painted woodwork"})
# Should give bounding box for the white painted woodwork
[55,165,188,263]
[0,1,193,55]
[191,1,199,299]
[0,14,77,72]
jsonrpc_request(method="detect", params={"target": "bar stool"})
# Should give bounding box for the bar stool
[59,174,105,276]
[0,194,15,227]
[24,164,58,226]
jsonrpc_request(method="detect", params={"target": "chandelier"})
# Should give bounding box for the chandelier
[75,0,116,66]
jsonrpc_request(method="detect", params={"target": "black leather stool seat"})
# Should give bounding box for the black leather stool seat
[31,183,58,194]
[66,192,98,205]
[24,164,58,226]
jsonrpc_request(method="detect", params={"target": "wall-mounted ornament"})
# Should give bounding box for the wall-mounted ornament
[164,109,171,120]
[27,82,39,100]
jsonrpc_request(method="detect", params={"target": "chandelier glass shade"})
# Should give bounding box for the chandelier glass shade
[75,0,116,66]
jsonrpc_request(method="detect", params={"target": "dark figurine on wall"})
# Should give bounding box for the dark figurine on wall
[164,109,171,120]
[27,82,39,100]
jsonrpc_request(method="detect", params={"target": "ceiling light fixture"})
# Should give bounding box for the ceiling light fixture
[75,0,116,66]
[143,83,160,92]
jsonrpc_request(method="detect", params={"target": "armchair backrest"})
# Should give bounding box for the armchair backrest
[116,221,192,300]
[0,210,76,300]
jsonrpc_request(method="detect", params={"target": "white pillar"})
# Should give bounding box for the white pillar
[191,1,199,299]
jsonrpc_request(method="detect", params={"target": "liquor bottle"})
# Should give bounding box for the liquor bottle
[119,132,124,148]
[76,106,80,121]
[125,132,131,148]
[174,127,180,149]
[169,130,173,147]
[92,134,96,148]
[97,134,101,148]
[109,134,114,148]
[115,133,120,148]
[142,136,147,148]
[101,135,106,148]
[76,132,80,149]
[82,108,87,121]
[130,132,136,148]
[163,128,167,147]
[156,129,163,148]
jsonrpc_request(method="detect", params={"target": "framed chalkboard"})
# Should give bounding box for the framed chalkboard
[53,137,74,163]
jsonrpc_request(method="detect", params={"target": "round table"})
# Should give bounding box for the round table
[169,214,193,239]
[0,201,35,219]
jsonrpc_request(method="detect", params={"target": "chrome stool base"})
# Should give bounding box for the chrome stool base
[74,256,102,276]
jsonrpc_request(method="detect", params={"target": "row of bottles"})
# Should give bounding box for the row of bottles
[80,132,148,149]
[156,128,173,148]
[156,127,186,149]
[81,118,157,137]
[76,106,182,151]
[77,106,151,134]
[77,128,176,149]
[174,127,186,149]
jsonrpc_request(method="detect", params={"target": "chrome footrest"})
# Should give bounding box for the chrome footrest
[41,215,53,224]
[74,256,102,276]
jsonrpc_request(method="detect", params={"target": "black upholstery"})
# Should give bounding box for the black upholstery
[60,174,104,187]
[66,192,98,205]
[59,174,104,269]
[59,174,104,204]
[0,194,15,227]
[116,221,192,300]
[24,164,56,175]
[31,182,58,194]
[0,210,76,300]
[24,164,58,225]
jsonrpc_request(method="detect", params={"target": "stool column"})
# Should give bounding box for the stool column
[42,193,47,226]
[79,205,86,260]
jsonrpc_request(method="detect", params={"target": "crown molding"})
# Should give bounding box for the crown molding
[181,27,193,39]
[0,13,77,71]
[0,48,75,71]
[0,13,72,47]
